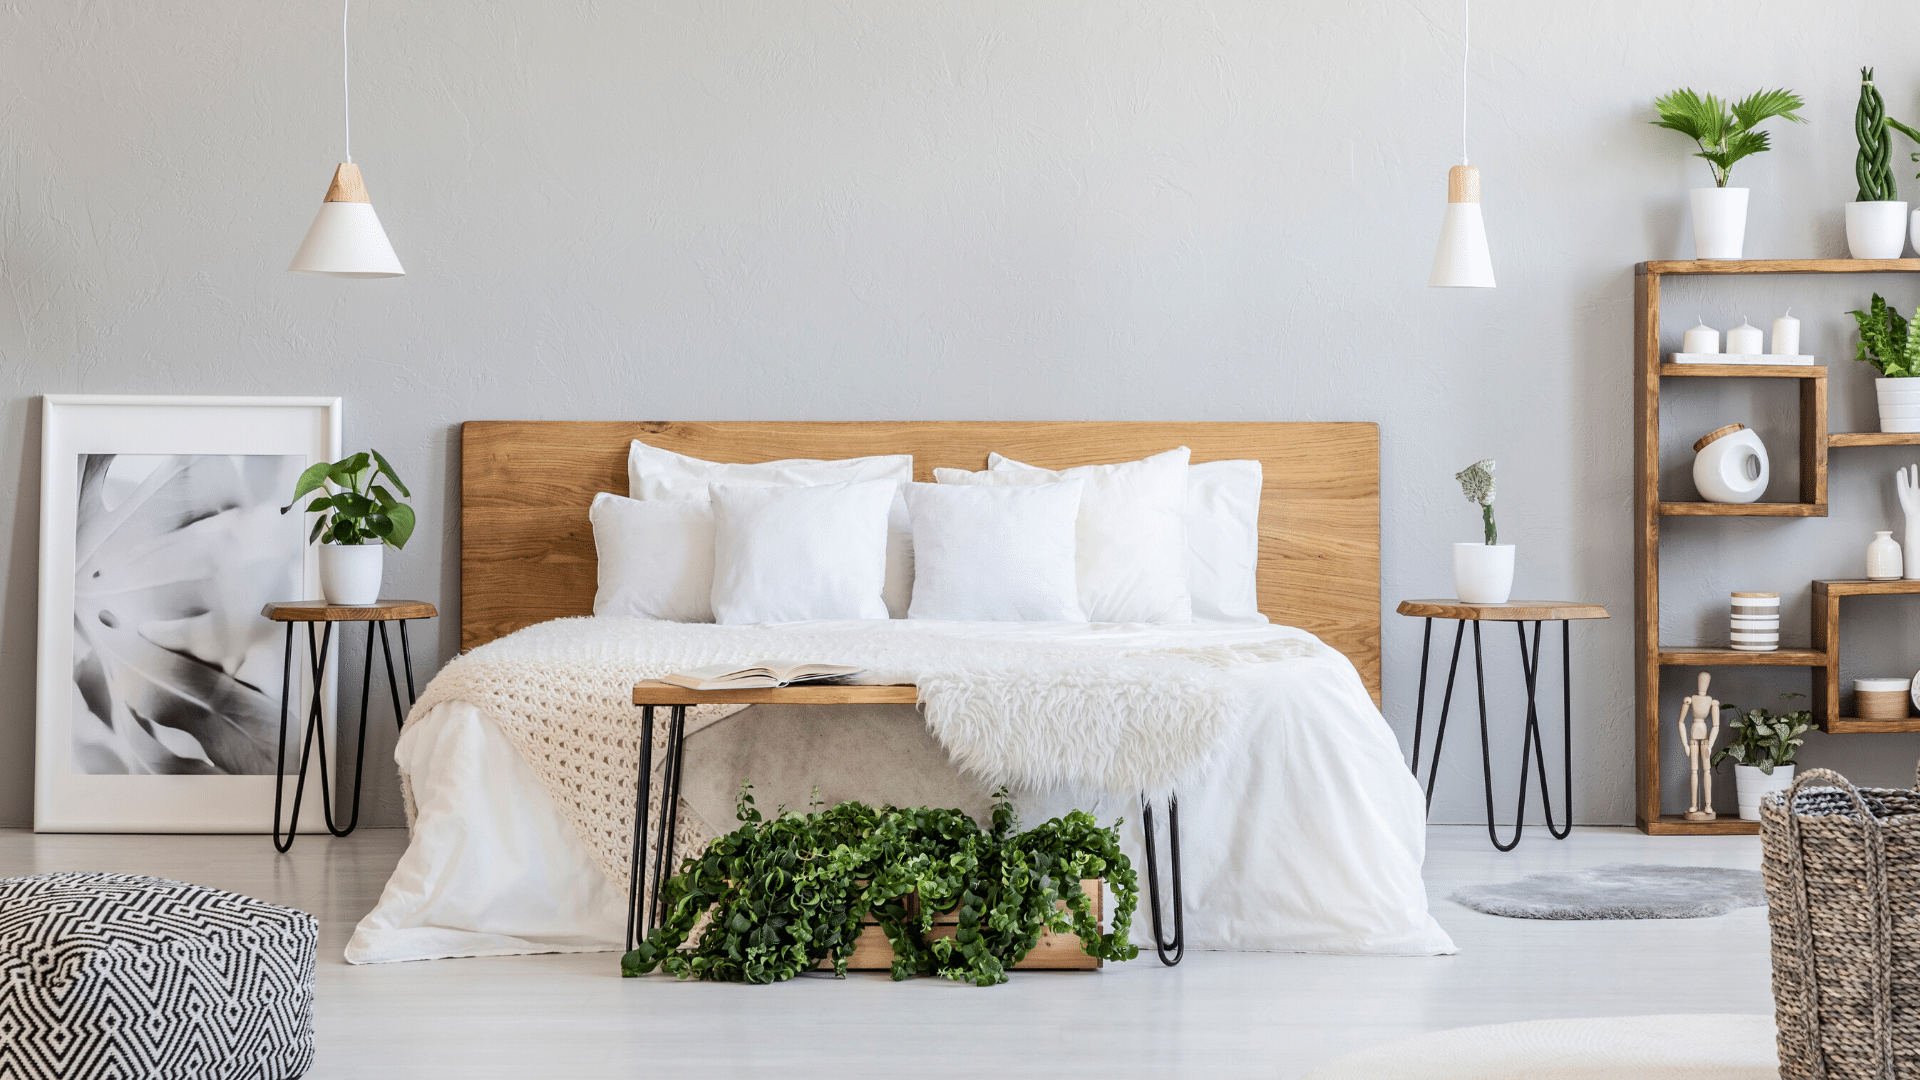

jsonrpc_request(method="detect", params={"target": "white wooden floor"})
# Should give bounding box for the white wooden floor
[0,825,1773,1079]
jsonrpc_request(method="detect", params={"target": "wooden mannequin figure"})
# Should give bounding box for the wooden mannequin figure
[1676,671,1722,821]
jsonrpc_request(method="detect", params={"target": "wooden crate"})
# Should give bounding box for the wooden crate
[829,879,1103,971]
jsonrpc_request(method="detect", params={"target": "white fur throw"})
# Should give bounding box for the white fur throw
[404,617,1308,892]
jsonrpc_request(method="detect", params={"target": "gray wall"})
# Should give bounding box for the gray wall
[6,0,1920,830]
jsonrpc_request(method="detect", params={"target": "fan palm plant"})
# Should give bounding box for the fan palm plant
[1652,87,1807,188]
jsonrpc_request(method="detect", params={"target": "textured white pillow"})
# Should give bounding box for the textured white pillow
[902,480,1085,621]
[628,440,915,618]
[937,446,1192,623]
[588,493,716,622]
[1181,460,1266,623]
[708,479,896,623]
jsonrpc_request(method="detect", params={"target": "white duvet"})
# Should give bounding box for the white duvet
[347,620,1455,963]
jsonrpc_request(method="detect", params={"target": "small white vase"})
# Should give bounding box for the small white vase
[1878,378,1920,432]
[1848,201,1910,259]
[319,542,384,605]
[1692,425,1769,503]
[1454,543,1515,604]
[1734,763,1794,822]
[1689,187,1749,260]
[1869,530,1904,580]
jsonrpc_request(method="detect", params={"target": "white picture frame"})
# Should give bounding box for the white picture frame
[36,395,344,832]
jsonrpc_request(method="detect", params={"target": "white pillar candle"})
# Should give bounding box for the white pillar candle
[1771,311,1801,356]
[1726,319,1764,355]
[1682,322,1720,354]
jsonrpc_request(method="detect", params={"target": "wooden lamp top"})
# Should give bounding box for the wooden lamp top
[323,163,372,204]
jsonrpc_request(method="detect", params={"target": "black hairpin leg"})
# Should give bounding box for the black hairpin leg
[273,622,334,853]
[1411,620,1468,814]
[1140,793,1184,967]
[397,619,419,709]
[626,705,656,954]
[1512,620,1574,840]
[648,706,689,931]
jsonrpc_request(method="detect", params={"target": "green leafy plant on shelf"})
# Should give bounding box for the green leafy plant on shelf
[1857,68,1899,201]
[1849,293,1920,377]
[1711,693,1813,774]
[621,786,1139,987]
[280,450,416,548]
[1651,86,1806,188]
[1456,459,1497,545]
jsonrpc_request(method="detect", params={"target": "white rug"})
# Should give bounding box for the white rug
[1301,1014,1777,1079]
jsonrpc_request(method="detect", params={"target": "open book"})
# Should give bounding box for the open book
[657,661,865,691]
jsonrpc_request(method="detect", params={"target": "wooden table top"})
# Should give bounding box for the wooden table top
[1396,599,1610,622]
[632,680,920,706]
[262,600,439,622]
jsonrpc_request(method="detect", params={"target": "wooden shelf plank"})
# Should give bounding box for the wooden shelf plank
[1640,815,1761,836]
[1812,578,1920,596]
[1656,647,1827,667]
[1821,716,1920,734]
[1641,259,1920,275]
[1661,363,1826,379]
[1659,501,1826,517]
[1829,432,1920,446]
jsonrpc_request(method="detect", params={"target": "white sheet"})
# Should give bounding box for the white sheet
[348,620,1455,963]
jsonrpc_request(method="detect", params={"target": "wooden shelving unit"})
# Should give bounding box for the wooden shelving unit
[1635,259,1920,836]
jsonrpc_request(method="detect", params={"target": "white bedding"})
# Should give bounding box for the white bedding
[348,620,1456,963]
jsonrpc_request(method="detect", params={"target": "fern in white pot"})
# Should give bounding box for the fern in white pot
[1453,459,1513,604]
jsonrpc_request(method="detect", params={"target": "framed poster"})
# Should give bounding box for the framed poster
[35,395,343,832]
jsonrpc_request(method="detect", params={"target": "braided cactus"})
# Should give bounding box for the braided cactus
[1858,67,1897,202]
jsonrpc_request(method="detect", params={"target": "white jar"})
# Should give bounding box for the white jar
[1692,424,1769,504]
[1869,531,1905,580]
[1453,543,1515,604]
[1848,200,1910,259]
[1690,187,1749,260]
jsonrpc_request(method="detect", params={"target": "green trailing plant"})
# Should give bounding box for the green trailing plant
[1849,293,1920,377]
[1857,68,1898,201]
[622,786,1139,987]
[1651,86,1807,188]
[1455,459,1497,545]
[280,450,416,548]
[1711,693,1812,774]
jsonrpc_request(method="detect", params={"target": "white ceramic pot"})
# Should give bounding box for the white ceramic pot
[1690,187,1749,260]
[1910,209,1920,256]
[1691,425,1769,503]
[1735,763,1794,822]
[1878,378,1920,432]
[1454,543,1515,604]
[1869,530,1904,580]
[1848,201,1910,259]
[319,542,384,605]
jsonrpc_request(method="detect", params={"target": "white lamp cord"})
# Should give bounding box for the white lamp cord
[343,0,352,164]
[1460,0,1469,166]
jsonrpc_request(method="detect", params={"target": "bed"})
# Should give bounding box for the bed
[347,421,1455,963]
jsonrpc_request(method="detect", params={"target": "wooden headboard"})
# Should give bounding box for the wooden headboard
[460,421,1381,703]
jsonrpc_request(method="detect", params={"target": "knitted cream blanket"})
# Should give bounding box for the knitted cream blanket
[403,616,1309,892]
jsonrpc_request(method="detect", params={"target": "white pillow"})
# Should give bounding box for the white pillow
[1180,460,1266,623]
[936,446,1192,623]
[628,440,915,618]
[708,479,896,624]
[588,493,715,622]
[902,480,1085,621]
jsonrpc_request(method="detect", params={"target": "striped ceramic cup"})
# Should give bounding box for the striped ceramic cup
[1730,592,1779,652]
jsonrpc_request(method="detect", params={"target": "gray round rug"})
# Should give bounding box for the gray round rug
[1450,862,1766,920]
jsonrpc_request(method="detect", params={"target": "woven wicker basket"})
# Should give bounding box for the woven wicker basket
[1760,765,1920,1080]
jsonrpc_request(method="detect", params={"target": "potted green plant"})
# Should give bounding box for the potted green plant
[281,450,415,605]
[1711,693,1811,821]
[1452,459,1512,604]
[1848,293,1920,432]
[1850,68,1908,259]
[1651,86,1806,260]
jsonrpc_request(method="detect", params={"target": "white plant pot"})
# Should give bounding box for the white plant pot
[1734,763,1794,822]
[1692,426,1769,503]
[1454,543,1515,604]
[1879,378,1920,432]
[1910,209,1920,256]
[1689,187,1749,260]
[1848,201,1910,259]
[319,542,384,605]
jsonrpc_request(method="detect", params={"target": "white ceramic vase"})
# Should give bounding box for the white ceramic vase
[1692,425,1769,503]
[1734,763,1794,822]
[1910,209,1920,257]
[1848,201,1910,259]
[1690,187,1748,260]
[1454,543,1515,604]
[1878,378,1920,433]
[319,542,384,605]
[1869,530,1905,580]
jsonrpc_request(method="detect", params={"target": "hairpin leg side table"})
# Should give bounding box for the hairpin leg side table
[1396,599,1609,851]
[262,600,437,852]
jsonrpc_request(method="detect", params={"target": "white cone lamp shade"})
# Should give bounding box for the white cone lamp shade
[1428,165,1494,288]
[288,163,404,278]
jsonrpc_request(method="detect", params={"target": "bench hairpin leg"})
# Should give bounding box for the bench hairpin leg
[626,705,655,954]
[1140,792,1185,967]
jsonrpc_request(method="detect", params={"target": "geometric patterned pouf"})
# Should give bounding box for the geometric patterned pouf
[0,872,317,1080]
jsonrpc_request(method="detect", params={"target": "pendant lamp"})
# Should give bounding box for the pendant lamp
[1428,0,1493,288]
[289,0,404,278]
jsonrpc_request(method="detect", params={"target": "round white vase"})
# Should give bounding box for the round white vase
[1454,543,1515,604]
[1869,531,1905,580]
[1848,201,1910,259]
[1878,378,1920,432]
[1691,424,1769,503]
[1689,187,1748,260]
[1734,763,1794,822]
[319,542,384,605]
